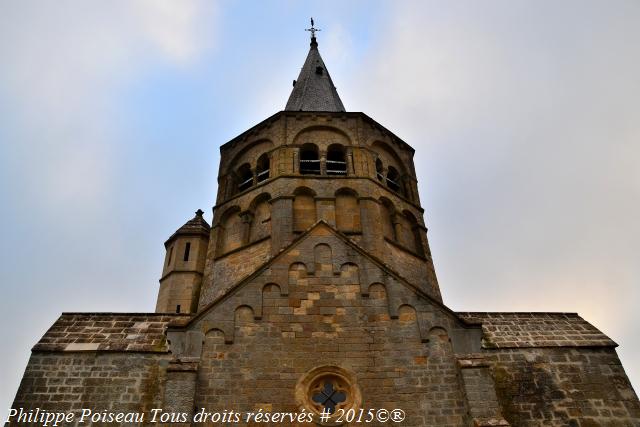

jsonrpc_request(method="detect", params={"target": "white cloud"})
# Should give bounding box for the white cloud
[348,0,640,390]
[0,0,215,213]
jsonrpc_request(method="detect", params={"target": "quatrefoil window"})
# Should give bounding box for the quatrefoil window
[295,365,362,423]
[311,380,347,413]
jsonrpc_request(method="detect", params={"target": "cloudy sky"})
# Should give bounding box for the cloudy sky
[1,0,638,418]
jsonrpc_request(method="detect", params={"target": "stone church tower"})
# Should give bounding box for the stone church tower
[10,28,640,427]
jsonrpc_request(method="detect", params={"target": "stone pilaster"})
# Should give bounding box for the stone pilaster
[458,355,510,427]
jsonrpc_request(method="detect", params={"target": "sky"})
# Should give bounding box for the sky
[1,0,639,419]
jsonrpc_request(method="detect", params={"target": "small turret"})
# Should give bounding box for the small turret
[156,209,210,314]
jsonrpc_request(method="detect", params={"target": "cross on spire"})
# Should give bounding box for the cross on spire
[305,17,321,40]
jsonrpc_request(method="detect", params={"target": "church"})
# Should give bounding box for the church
[10,25,640,426]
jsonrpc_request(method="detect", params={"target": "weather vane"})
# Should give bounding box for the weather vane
[305,17,321,39]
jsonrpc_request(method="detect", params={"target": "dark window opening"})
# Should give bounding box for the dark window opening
[300,144,320,175]
[237,163,253,192]
[167,246,174,266]
[256,153,270,183]
[312,381,346,414]
[375,158,384,181]
[176,305,181,313]
[386,167,401,193]
[327,144,347,175]
[183,242,191,261]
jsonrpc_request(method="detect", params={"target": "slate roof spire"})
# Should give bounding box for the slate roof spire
[285,19,345,112]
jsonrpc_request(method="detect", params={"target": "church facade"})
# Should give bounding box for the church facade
[10,31,640,427]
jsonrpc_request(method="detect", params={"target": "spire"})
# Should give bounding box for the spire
[285,19,345,112]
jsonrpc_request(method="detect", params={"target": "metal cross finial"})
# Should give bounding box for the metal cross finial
[305,17,321,39]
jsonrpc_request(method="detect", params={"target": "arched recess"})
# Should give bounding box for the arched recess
[340,263,359,285]
[204,328,226,347]
[262,283,281,317]
[375,158,384,182]
[368,283,387,300]
[398,305,421,339]
[428,327,452,357]
[293,187,317,232]
[217,206,243,255]
[314,244,333,275]
[327,144,347,175]
[289,262,308,287]
[403,210,424,256]
[224,139,274,175]
[236,163,253,193]
[379,197,396,241]
[234,305,255,324]
[386,166,403,195]
[299,143,320,175]
[335,188,360,233]
[371,141,410,199]
[398,304,417,323]
[256,153,270,183]
[249,193,272,242]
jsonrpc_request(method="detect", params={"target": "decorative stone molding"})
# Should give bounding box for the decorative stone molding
[295,365,362,425]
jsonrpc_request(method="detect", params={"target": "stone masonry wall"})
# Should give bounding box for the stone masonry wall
[10,352,171,426]
[486,347,640,426]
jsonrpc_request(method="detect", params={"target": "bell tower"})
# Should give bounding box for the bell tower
[189,25,441,309]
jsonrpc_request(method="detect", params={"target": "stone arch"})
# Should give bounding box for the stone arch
[204,328,226,342]
[263,283,281,294]
[371,141,405,174]
[372,141,410,199]
[234,305,255,323]
[335,188,360,233]
[217,206,242,255]
[262,283,282,319]
[299,143,320,175]
[249,193,272,242]
[293,187,317,232]
[375,158,384,182]
[256,153,270,183]
[386,166,403,195]
[236,162,253,192]
[314,244,333,275]
[292,125,352,151]
[204,327,231,345]
[289,262,308,287]
[368,283,387,300]
[327,143,347,175]
[379,197,397,241]
[340,262,359,284]
[428,327,452,357]
[402,210,424,256]
[398,304,418,323]
[225,139,274,175]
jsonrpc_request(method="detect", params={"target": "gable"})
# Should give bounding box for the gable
[167,221,483,357]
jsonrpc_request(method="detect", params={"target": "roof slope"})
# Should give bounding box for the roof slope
[285,37,345,112]
[457,312,616,348]
[33,313,189,353]
[31,312,616,353]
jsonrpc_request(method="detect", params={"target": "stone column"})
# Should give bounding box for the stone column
[316,197,336,227]
[240,211,254,245]
[359,197,384,259]
[269,196,294,255]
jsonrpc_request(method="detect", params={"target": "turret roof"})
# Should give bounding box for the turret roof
[165,209,210,247]
[285,36,345,112]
